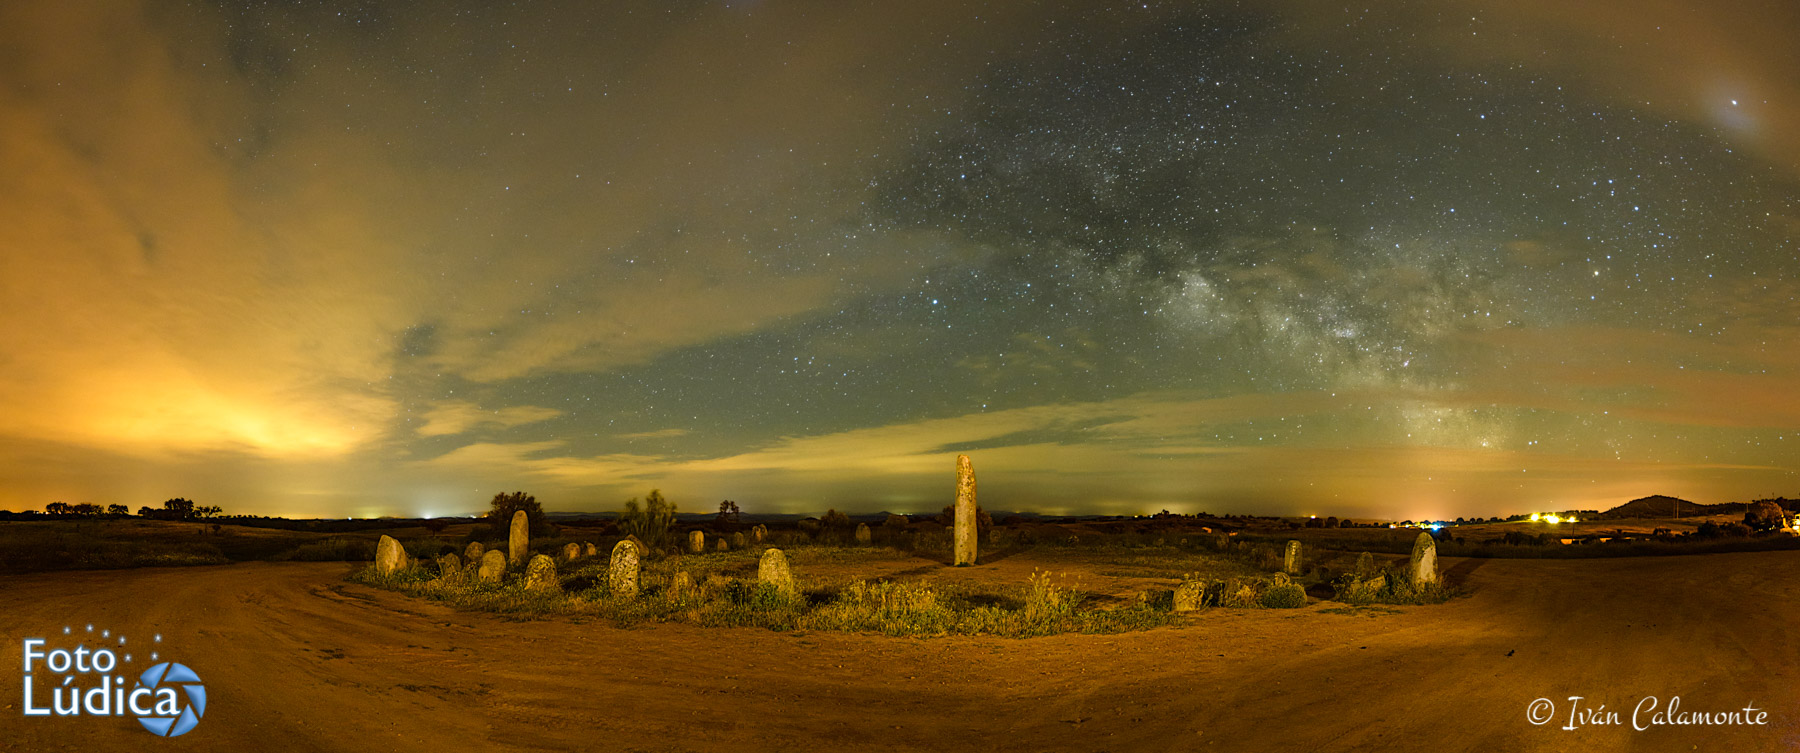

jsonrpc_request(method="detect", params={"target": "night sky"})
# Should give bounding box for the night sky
[3,1,1796,519]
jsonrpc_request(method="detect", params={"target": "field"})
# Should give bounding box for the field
[3,518,1798,751]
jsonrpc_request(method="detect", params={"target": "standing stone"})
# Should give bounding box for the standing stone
[463,541,484,562]
[478,550,506,582]
[751,524,767,543]
[620,534,647,558]
[584,542,598,557]
[953,454,978,566]
[715,538,729,552]
[1353,551,1377,579]
[668,570,693,599]
[1173,581,1207,612]
[1410,532,1439,586]
[375,535,407,575]
[437,552,463,580]
[508,510,529,567]
[854,523,872,546]
[562,542,582,562]
[758,548,797,600]
[1283,540,1302,575]
[730,532,748,550]
[608,540,640,599]
[524,554,559,591]
[686,530,705,554]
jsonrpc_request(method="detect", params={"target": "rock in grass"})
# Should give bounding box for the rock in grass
[508,510,529,567]
[715,537,729,552]
[437,553,462,579]
[525,554,559,592]
[1284,540,1302,575]
[854,523,872,546]
[730,532,748,550]
[375,535,407,576]
[1410,532,1438,586]
[758,548,797,600]
[953,454,978,566]
[668,570,693,599]
[478,550,506,582]
[562,542,582,562]
[1173,581,1206,612]
[751,524,767,543]
[464,541,484,563]
[584,542,598,557]
[688,530,706,554]
[1353,551,1377,579]
[609,540,641,599]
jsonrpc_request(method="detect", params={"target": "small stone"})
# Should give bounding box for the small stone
[854,523,872,545]
[751,524,767,543]
[375,535,407,576]
[730,532,748,550]
[608,540,640,599]
[1173,581,1206,612]
[464,541,484,562]
[1284,540,1302,575]
[508,510,529,567]
[562,542,582,562]
[437,553,462,579]
[668,571,693,599]
[757,548,797,600]
[584,542,598,557]
[715,538,729,552]
[1353,551,1377,579]
[524,554,559,592]
[688,530,706,554]
[478,550,506,582]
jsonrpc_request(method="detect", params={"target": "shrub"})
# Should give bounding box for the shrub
[1259,574,1307,608]
[620,490,678,554]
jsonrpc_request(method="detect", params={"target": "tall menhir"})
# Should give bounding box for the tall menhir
[954,454,977,566]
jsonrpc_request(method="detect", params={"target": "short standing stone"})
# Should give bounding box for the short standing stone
[758,548,797,599]
[437,553,463,579]
[1283,540,1302,575]
[1353,551,1376,579]
[608,540,640,599]
[854,523,872,546]
[524,554,559,591]
[688,530,706,554]
[562,542,582,562]
[508,510,529,567]
[375,535,407,575]
[1173,581,1206,612]
[584,542,598,557]
[730,532,747,550]
[751,524,767,543]
[478,550,506,582]
[953,454,978,566]
[464,541,484,562]
[668,570,693,599]
[1410,532,1439,586]
[714,537,729,552]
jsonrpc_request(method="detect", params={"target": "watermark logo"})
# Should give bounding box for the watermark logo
[20,625,207,737]
[133,662,206,737]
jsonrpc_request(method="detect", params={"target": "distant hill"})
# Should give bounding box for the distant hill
[1598,495,1740,519]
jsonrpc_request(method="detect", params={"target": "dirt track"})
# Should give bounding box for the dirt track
[4,552,1799,752]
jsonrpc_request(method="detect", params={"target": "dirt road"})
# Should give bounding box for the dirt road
[4,552,1799,752]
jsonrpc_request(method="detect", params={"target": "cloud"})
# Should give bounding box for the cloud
[416,402,561,437]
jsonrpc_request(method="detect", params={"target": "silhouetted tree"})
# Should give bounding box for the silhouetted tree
[163,498,196,520]
[107,504,128,517]
[45,501,69,515]
[486,491,550,536]
[716,500,742,528]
